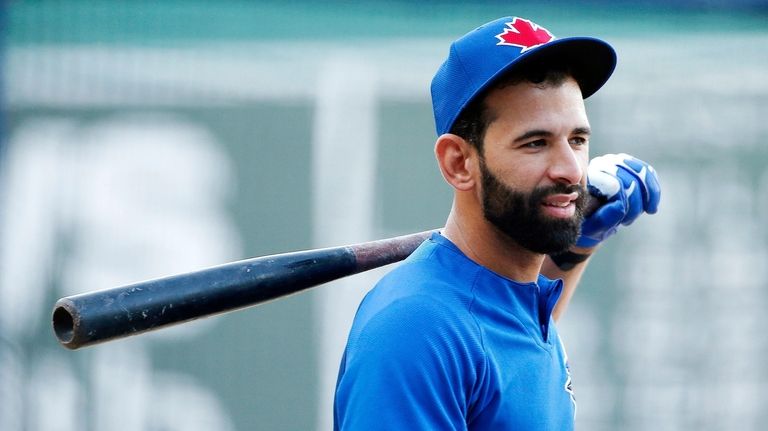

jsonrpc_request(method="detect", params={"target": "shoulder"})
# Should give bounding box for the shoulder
[344,256,486,371]
[354,254,480,336]
[335,243,490,429]
[337,271,486,422]
[362,235,481,312]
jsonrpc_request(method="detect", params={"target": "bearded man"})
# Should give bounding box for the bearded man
[334,16,660,430]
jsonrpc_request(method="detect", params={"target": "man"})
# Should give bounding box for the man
[334,16,660,430]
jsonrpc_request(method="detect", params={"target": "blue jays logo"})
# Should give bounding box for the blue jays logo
[495,17,555,52]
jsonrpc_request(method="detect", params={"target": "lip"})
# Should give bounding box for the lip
[540,192,579,218]
[543,192,579,205]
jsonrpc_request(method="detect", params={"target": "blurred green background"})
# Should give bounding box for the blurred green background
[2,1,767,430]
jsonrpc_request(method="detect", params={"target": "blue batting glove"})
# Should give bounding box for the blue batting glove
[577,153,661,248]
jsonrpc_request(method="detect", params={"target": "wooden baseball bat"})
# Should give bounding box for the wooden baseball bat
[52,194,601,350]
[52,229,437,350]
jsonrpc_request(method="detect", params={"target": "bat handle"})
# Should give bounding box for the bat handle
[584,193,606,217]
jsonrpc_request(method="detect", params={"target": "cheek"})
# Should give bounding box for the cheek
[494,163,536,189]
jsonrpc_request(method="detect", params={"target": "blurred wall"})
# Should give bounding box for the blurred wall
[1,2,767,430]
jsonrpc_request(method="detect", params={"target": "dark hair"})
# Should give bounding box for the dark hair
[449,62,575,153]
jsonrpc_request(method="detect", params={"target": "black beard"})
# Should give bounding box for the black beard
[480,158,586,255]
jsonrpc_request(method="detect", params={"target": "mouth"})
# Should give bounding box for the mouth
[540,192,579,218]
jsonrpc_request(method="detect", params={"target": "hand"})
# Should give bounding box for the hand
[577,153,661,248]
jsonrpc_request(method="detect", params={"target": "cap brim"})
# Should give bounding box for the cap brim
[490,36,617,99]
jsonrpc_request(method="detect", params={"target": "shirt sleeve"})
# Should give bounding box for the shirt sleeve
[334,295,484,431]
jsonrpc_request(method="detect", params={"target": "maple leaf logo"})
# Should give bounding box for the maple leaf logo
[495,17,555,52]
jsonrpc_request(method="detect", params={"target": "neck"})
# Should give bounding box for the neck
[442,201,545,283]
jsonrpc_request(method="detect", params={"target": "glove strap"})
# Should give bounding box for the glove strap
[549,250,591,271]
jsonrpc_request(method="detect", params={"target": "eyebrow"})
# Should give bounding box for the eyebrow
[513,127,592,143]
[573,127,592,136]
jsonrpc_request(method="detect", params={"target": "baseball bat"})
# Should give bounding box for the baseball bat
[52,229,437,350]
[52,195,601,350]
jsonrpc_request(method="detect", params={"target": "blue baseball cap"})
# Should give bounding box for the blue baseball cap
[431,16,617,136]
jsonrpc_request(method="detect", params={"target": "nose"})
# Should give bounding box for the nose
[547,140,584,185]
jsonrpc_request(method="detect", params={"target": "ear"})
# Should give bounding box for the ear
[434,133,477,192]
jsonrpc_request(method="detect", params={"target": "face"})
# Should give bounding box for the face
[478,77,590,254]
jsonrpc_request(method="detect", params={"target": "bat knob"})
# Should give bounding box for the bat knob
[52,300,78,348]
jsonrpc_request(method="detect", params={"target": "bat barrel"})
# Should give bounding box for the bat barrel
[52,230,435,350]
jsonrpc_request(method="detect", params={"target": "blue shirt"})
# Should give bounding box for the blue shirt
[334,233,576,430]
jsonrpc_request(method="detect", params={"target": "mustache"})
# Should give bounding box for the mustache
[532,183,586,200]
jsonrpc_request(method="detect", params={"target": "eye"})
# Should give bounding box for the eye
[569,136,588,146]
[522,139,547,148]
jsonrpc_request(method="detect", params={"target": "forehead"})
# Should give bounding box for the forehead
[482,77,589,137]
